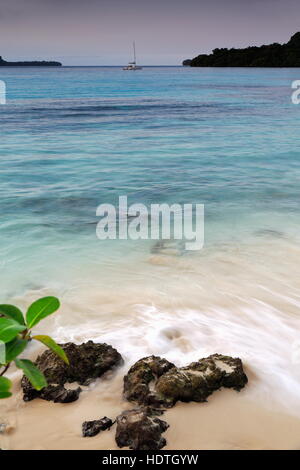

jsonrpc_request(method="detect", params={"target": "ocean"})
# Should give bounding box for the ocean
[1,66,300,418]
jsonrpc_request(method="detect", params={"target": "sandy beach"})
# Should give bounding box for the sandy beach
[1,234,300,450]
[2,362,300,450]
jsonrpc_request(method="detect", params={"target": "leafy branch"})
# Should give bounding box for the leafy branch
[0,297,68,398]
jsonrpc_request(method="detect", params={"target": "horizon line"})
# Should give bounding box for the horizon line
[0,64,183,68]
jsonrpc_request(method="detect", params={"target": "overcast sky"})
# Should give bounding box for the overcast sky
[0,0,299,65]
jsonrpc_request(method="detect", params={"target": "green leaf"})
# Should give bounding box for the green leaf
[0,317,26,343]
[26,296,60,329]
[0,340,5,364]
[0,376,12,392]
[33,335,69,365]
[15,358,47,390]
[0,304,25,325]
[0,391,12,399]
[5,338,28,363]
[0,377,12,398]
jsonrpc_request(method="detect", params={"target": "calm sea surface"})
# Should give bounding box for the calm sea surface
[1,67,300,411]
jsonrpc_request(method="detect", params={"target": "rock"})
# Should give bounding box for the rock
[0,419,16,435]
[115,407,169,450]
[123,354,248,407]
[40,385,82,403]
[0,423,6,434]
[21,341,123,402]
[123,355,175,407]
[156,354,248,405]
[82,417,113,437]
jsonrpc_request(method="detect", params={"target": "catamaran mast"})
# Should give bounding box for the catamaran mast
[133,41,136,64]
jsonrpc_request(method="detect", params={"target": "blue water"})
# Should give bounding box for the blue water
[0,66,300,298]
[3,67,300,434]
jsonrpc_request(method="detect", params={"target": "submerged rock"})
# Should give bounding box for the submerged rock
[82,416,113,437]
[115,407,169,450]
[150,240,184,256]
[21,341,123,402]
[123,354,247,407]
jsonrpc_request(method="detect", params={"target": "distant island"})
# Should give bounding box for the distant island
[0,56,62,67]
[183,32,300,67]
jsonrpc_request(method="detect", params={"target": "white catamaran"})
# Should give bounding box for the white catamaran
[123,42,143,70]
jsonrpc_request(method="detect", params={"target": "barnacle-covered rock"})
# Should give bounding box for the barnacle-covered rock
[21,341,123,403]
[123,355,175,407]
[82,416,113,437]
[115,407,169,450]
[38,384,82,403]
[123,353,247,407]
[156,354,248,404]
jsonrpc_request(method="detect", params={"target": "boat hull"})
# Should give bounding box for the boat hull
[123,66,143,70]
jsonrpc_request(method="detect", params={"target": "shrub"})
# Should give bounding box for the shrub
[0,297,68,398]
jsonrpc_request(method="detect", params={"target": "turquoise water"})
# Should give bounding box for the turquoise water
[0,66,300,297]
[1,67,300,415]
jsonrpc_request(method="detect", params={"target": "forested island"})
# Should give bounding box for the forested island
[0,56,62,66]
[183,32,300,67]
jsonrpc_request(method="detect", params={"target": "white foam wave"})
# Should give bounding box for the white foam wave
[53,297,300,417]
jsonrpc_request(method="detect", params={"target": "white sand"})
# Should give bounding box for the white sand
[2,237,300,450]
[2,366,300,450]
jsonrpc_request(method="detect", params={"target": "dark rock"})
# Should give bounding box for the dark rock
[21,341,123,402]
[40,384,82,403]
[182,59,192,66]
[123,355,175,407]
[115,407,169,450]
[82,417,113,437]
[123,354,247,407]
[156,354,248,405]
[255,229,285,239]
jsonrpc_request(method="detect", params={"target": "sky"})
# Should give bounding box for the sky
[0,0,299,65]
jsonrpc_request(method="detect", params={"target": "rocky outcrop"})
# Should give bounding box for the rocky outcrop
[123,354,247,408]
[117,353,247,449]
[115,407,169,450]
[19,343,248,450]
[124,355,175,407]
[21,341,123,402]
[156,354,247,404]
[82,417,113,437]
